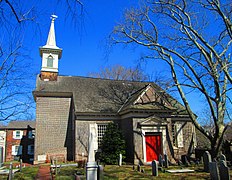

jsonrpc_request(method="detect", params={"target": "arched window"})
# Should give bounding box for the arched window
[47,55,53,67]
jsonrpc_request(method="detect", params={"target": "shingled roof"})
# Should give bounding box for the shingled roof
[6,120,35,129]
[34,75,186,114]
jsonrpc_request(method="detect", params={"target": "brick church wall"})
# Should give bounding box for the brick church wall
[34,96,74,163]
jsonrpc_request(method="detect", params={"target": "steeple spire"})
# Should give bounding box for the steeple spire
[44,15,59,49]
[39,15,62,81]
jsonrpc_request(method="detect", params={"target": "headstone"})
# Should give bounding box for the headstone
[164,154,169,168]
[152,160,158,176]
[141,169,145,173]
[97,165,104,180]
[209,162,220,180]
[181,155,189,166]
[219,160,230,180]
[137,164,141,172]
[203,151,212,172]
[132,165,135,170]
[158,154,163,167]
[219,154,227,165]
[119,154,122,166]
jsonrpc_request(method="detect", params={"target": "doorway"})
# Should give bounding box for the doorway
[145,133,162,162]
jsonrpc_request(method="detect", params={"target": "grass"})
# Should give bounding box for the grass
[54,164,212,180]
[0,166,39,180]
[2,163,231,180]
[13,166,39,180]
[103,165,211,180]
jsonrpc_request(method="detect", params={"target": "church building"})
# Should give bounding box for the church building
[33,16,196,164]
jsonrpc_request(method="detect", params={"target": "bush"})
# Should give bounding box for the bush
[99,123,126,164]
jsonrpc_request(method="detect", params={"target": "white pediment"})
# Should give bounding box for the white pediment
[139,115,167,126]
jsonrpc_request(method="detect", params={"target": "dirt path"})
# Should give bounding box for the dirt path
[35,165,52,180]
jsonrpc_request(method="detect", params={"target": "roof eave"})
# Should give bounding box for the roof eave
[33,91,73,101]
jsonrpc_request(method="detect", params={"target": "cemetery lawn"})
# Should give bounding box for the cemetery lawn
[103,165,211,180]
[6,164,232,179]
[0,166,39,180]
[13,166,39,180]
[54,164,225,179]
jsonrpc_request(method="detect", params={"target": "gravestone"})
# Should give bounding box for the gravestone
[209,162,219,180]
[158,154,163,167]
[137,164,141,172]
[203,151,212,172]
[164,154,169,168]
[219,160,230,180]
[219,154,227,166]
[119,154,122,166]
[152,160,158,176]
[181,155,189,166]
[97,165,104,180]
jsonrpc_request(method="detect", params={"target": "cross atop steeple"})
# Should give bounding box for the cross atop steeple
[39,15,62,81]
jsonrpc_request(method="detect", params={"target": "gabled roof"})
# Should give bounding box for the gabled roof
[34,75,187,115]
[1,120,35,130]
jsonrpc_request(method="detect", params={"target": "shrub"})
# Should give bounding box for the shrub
[99,123,126,164]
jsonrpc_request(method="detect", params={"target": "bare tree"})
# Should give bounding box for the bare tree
[111,0,232,157]
[0,0,83,121]
[88,64,149,81]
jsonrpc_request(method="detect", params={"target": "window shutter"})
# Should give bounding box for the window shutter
[18,145,22,155]
[13,131,16,139]
[20,131,23,139]
[176,123,184,148]
[12,146,16,155]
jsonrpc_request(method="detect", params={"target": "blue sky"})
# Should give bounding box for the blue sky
[27,0,160,77]
[20,0,206,117]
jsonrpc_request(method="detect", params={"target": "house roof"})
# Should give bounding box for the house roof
[34,75,187,115]
[5,121,36,129]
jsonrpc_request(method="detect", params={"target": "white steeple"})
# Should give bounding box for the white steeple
[44,15,59,49]
[39,15,62,81]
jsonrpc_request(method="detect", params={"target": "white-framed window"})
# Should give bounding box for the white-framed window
[47,55,53,67]
[171,122,184,148]
[13,130,23,139]
[27,145,34,155]
[12,145,22,155]
[28,130,35,139]
[97,124,108,147]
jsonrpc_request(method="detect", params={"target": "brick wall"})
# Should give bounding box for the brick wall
[5,129,34,162]
[5,130,21,161]
[34,96,74,162]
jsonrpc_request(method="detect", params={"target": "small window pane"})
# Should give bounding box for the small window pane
[97,124,108,147]
[47,56,53,67]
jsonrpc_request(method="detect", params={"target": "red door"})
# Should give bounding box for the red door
[145,134,162,162]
